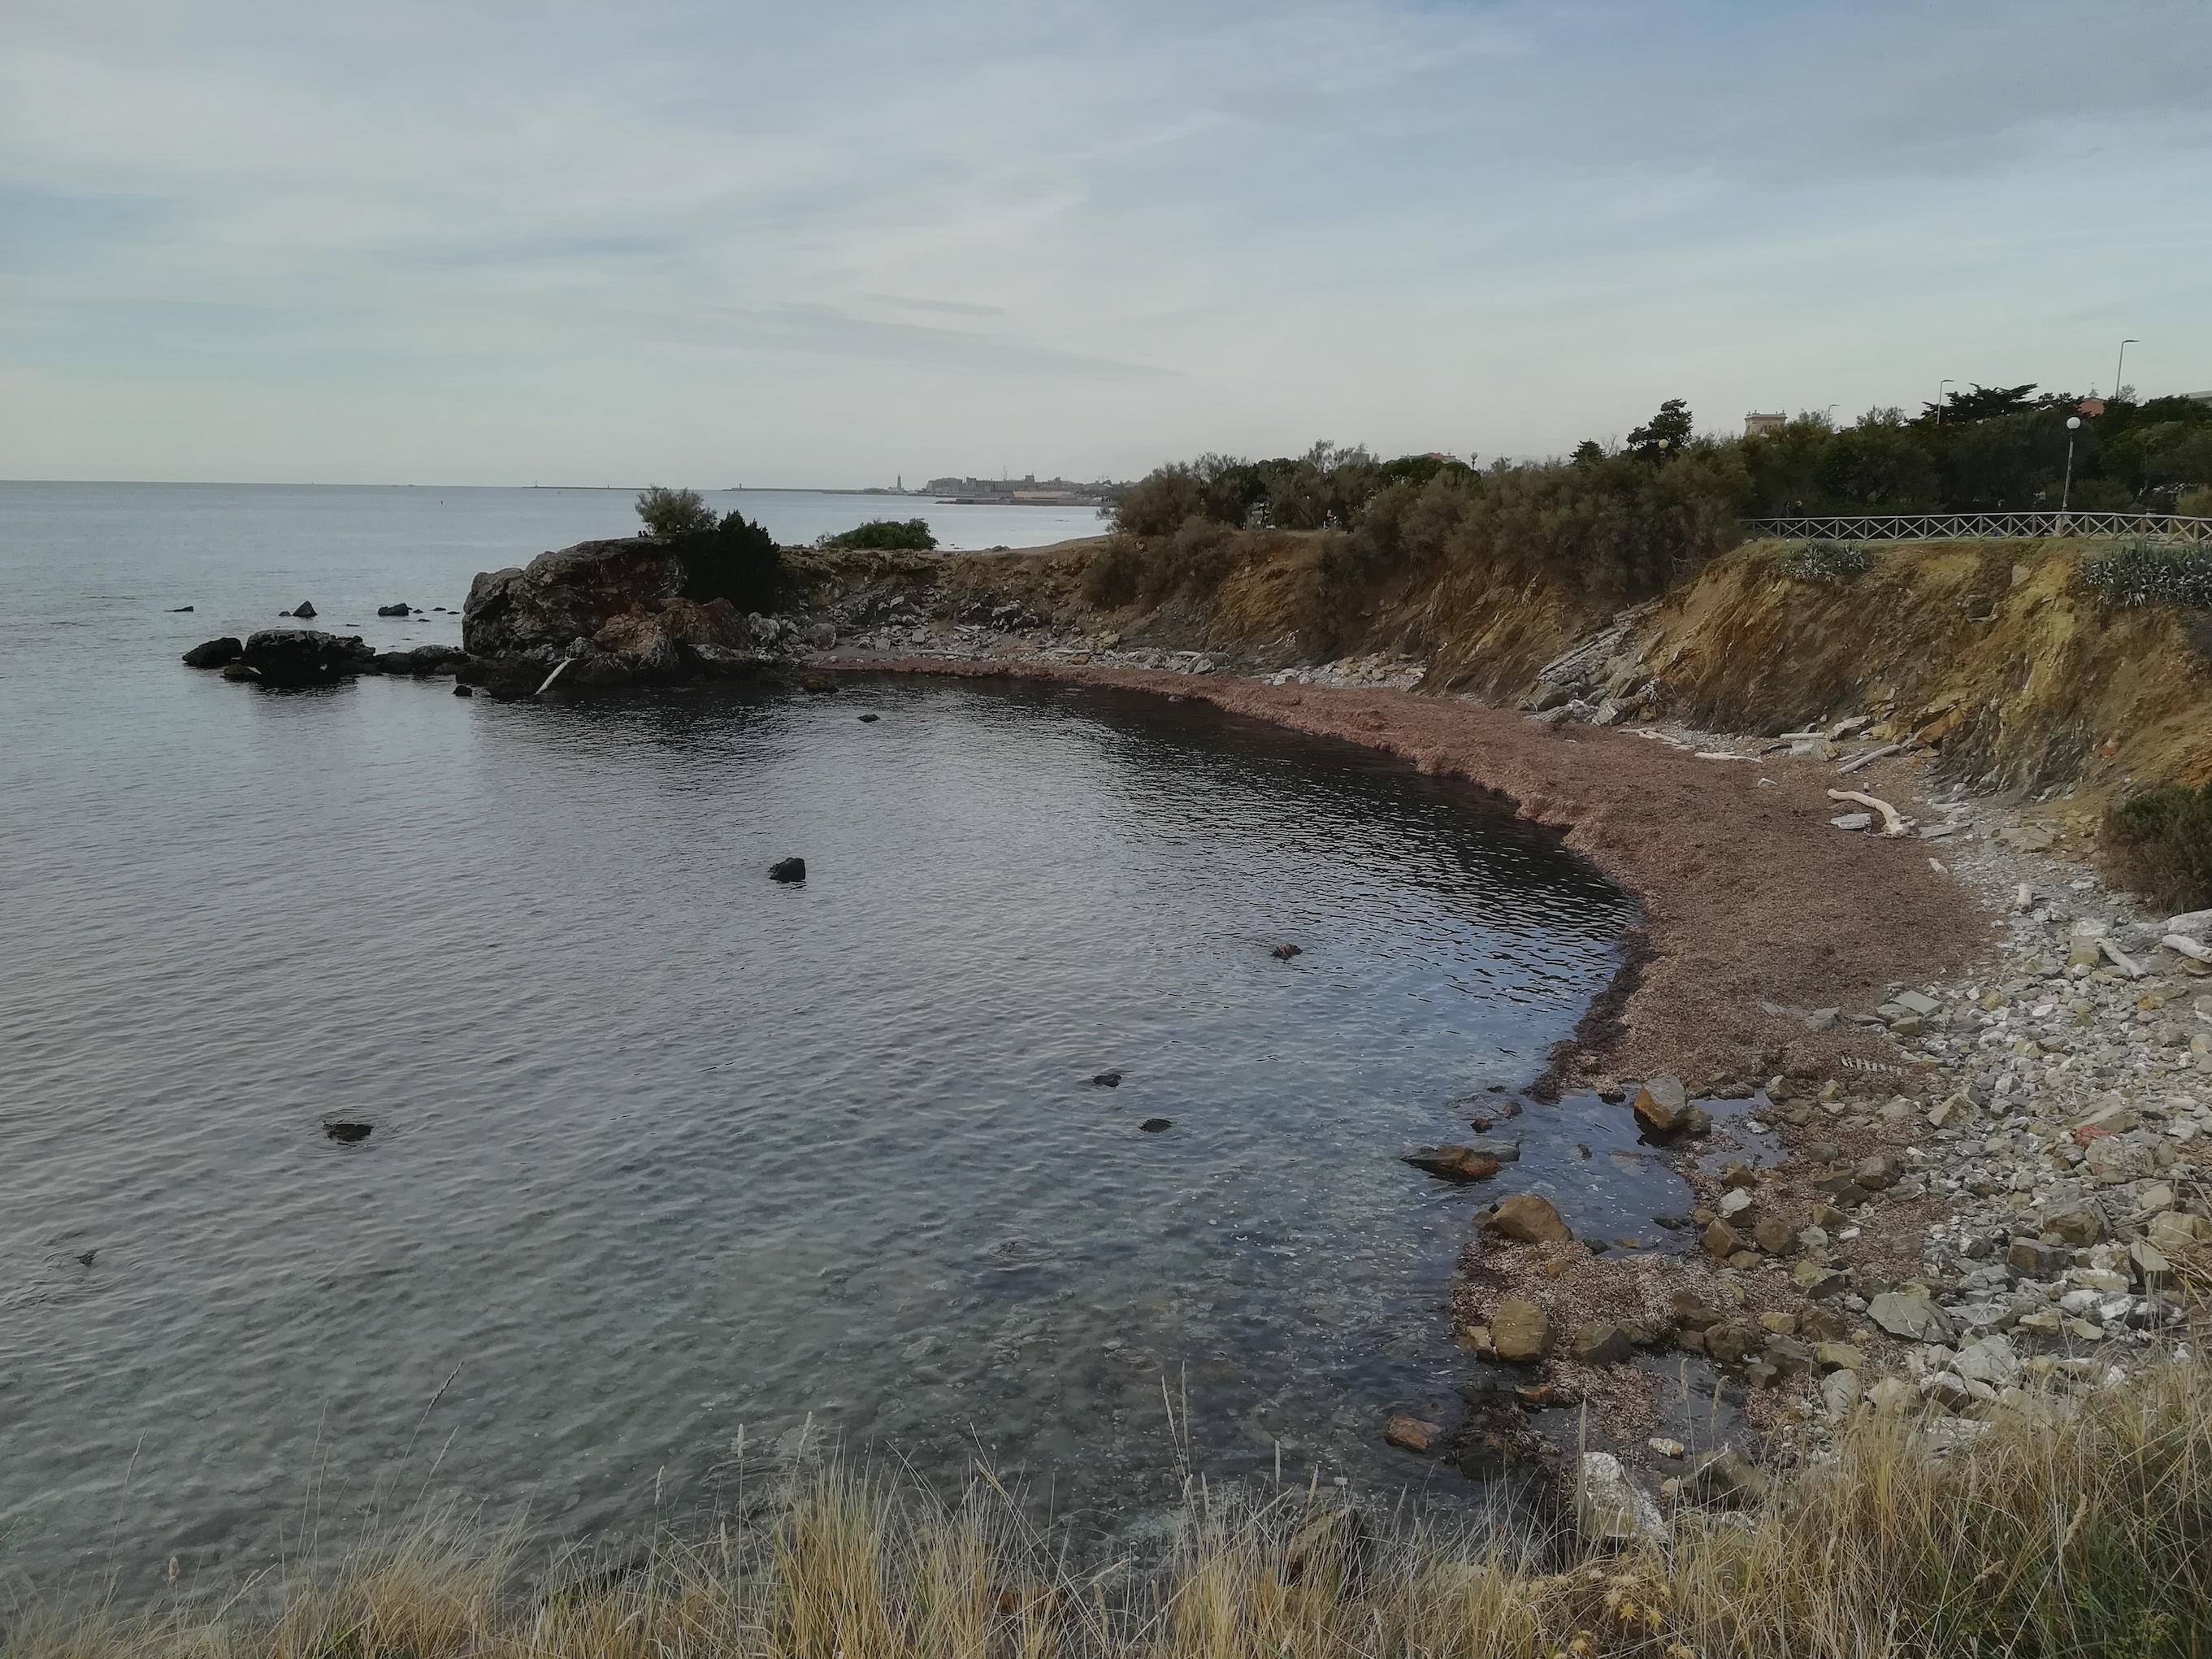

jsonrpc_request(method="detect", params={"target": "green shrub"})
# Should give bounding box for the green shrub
[2104,779,2212,913]
[2179,484,2212,518]
[2078,538,2212,608]
[675,510,785,612]
[1777,539,1875,582]
[1079,536,1145,608]
[635,484,718,538]
[819,518,938,551]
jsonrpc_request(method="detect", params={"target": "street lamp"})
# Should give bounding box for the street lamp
[1824,403,1840,427]
[2061,415,2083,532]
[1937,379,1954,423]
[2114,339,2138,403]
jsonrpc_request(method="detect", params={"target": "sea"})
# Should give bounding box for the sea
[0,482,1663,1600]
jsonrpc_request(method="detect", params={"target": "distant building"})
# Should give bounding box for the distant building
[2188,390,2212,405]
[923,474,1121,506]
[1744,412,1788,438]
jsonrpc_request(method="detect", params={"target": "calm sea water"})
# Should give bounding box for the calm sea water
[0,484,1655,1598]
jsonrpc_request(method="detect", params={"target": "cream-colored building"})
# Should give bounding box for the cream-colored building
[1743,411,1788,438]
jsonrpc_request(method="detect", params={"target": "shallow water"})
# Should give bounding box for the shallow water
[0,484,1661,1596]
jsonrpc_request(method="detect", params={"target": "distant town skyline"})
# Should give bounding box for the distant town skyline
[5,0,2210,485]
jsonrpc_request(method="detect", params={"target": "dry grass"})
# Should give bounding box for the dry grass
[13,1363,2212,1659]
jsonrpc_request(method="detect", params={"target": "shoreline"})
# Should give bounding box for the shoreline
[822,652,2209,1484]
[824,655,1988,1092]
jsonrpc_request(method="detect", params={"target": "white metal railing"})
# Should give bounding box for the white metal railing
[1748,510,2212,545]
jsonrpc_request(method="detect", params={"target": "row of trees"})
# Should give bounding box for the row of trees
[1109,389,2212,555]
[1736,388,2212,517]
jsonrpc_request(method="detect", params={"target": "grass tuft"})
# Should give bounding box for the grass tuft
[2077,538,2212,609]
[1775,541,1874,584]
[11,1362,2212,1659]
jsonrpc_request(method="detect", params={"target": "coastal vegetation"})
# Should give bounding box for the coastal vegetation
[25,1361,2210,1659]
[2105,777,2212,913]
[821,519,939,551]
[634,487,786,612]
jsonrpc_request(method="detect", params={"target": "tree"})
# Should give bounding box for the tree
[635,485,718,537]
[1920,383,2039,425]
[1627,400,1694,462]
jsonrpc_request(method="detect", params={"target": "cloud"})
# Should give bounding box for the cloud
[0,0,2208,481]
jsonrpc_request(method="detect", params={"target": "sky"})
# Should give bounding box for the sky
[3,0,2210,486]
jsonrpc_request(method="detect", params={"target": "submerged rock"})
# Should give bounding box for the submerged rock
[1091,1071,1122,1088]
[1140,1118,1173,1132]
[1402,1145,1503,1183]
[1271,942,1303,959]
[323,1122,372,1144]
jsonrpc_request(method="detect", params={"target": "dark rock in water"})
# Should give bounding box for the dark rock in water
[182,636,243,668]
[464,539,701,662]
[453,684,474,697]
[220,662,259,681]
[769,857,807,883]
[801,674,838,694]
[1270,942,1303,959]
[1651,1214,1692,1231]
[323,1122,372,1144]
[374,645,468,677]
[170,605,194,613]
[858,713,879,723]
[1140,1118,1173,1132]
[1091,1071,1122,1088]
[376,602,412,617]
[292,600,317,619]
[1402,1145,1502,1183]
[76,1249,98,1267]
[241,629,375,686]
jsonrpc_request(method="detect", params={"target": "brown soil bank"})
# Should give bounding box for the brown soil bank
[839,660,1984,1093]
[802,536,2212,804]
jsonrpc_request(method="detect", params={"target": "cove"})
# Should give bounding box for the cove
[1,672,1640,1589]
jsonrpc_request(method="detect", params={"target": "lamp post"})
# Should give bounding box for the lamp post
[2114,339,2137,403]
[2061,415,2083,532]
[1937,379,1954,423]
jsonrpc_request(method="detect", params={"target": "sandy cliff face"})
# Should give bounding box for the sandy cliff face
[806,534,2212,800]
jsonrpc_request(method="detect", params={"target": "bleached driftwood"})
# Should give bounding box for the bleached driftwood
[1837,742,1904,775]
[1827,788,1910,836]
[536,658,575,696]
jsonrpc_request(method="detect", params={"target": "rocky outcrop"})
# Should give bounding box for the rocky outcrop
[462,537,796,685]
[183,636,243,668]
[241,629,375,685]
[464,539,687,658]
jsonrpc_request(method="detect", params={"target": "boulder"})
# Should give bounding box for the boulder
[1868,1291,1954,1342]
[1633,1072,1689,1133]
[1684,1445,1767,1506]
[770,858,807,883]
[1751,1218,1798,1255]
[1819,1368,1862,1422]
[1701,1220,1742,1262]
[1481,1194,1572,1244]
[464,538,687,659]
[1703,1322,1758,1365]
[2007,1239,2070,1279]
[376,602,412,617]
[2046,1207,2106,1245]
[1576,1453,1663,1543]
[1490,1297,1550,1362]
[1140,1118,1173,1133]
[291,600,316,619]
[1091,1071,1122,1088]
[1953,1336,2021,1388]
[182,636,243,668]
[1270,942,1303,959]
[1568,1322,1635,1366]
[1402,1146,1503,1183]
[1383,1414,1442,1453]
[1671,1292,1722,1331]
[240,629,375,686]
